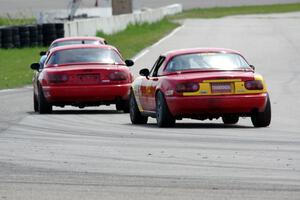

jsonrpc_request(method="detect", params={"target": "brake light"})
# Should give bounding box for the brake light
[176,83,199,93]
[47,74,68,83]
[245,80,264,90]
[108,71,128,81]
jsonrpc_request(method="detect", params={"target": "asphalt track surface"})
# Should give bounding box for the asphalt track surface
[1,12,300,199]
[1,0,300,16]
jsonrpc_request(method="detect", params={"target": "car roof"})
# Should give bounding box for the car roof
[51,36,106,44]
[48,44,118,54]
[162,48,243,58]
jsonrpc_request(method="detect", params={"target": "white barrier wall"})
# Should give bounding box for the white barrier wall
[64,4,182,37]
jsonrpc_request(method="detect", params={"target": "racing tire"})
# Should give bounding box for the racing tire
[33,93,39,112]
[38,86,52,114]
[251,95,271,127]
[156,91,175,127]
[129,92,148,124]
[116,100,129,113]
[222,115,239,124]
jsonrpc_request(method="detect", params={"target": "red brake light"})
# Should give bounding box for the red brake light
[108,71,128,81]
[245,80,264,90]
[176,83,199,93]
[47,74,68,83]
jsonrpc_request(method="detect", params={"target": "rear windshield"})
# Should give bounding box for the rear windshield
[47,48,124,65]
[50,40,103,49]
[166,53,250,72]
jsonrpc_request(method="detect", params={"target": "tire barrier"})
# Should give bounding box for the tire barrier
[19,26,30,48]
[55,23,65,38]
[0,28,2,48]
[1,27,14,49]
[42,23,57,46]
[11,26,21,48]
[0,23,65,49]
[37,25,43,46]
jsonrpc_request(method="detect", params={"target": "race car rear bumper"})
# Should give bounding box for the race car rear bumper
[166,93,268,117]
[42,84,131,103]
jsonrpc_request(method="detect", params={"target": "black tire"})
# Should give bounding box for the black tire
[129,91,148,124]
[0,29,2,48]
[116,100,129,113]
[251,95,271,127]
[156,91,175,127]
[1,43,13,48]
[33,93,39,112]
[38,86,52,114]
[19,26,30,47]
[222,115,239,125]
[1,27,13,48]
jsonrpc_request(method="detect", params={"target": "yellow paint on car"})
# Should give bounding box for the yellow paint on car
[183,76,267,96]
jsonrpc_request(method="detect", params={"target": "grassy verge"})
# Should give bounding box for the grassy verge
[0,47,46,89]
[97,18,179,59]
[171,3,300,19]
[0,17,35,26]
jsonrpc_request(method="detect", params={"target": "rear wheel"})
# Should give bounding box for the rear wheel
[116,100,129,113]
[129,92,148,124]
[38,86,52,114]
[222,115,239,124]
[156,91,175,127]
[33,93,38,112]
[251,95,271,127]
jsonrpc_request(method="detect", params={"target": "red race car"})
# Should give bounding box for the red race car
[130,48,271,127]
[31,44,134,114]
[39,36,107,65]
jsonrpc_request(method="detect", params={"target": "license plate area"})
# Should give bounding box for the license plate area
[211,82,232,94]
[77,74,100,84]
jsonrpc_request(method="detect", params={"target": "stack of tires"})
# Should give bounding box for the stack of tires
[37,25,43,46]
[1,27,14,48]
[19,26,30,47]
[42,24,57,46]
[55,23,65,38]
[11,26,21,48]
[0,28,2,48]
[28,25,39,46]
[0,23,65,49]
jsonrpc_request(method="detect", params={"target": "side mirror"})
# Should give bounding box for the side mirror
[125,59,134,67]
[40,51,47,56]
[139,68,150,77]
[249,65,255,71]
[30,63,40,71]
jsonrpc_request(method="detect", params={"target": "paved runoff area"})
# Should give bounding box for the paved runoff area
[1,12,300,200]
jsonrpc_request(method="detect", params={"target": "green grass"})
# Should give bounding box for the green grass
[97,18,179,59]
[0,47,46,89]
[0,17,35,26]
[171,3,300,19]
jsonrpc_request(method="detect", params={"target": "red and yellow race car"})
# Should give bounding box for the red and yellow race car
[130,48,271,127]
[31,44,134,114]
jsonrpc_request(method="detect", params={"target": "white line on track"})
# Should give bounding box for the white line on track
[132,25,184,62]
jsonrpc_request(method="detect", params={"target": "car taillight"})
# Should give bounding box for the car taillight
[245,80,264,90]
[176,83,199,93]
[108,71,128,81]
[47,74,68,83]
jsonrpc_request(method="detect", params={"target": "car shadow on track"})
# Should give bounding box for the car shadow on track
[28,110,126,115]
[127,122,253,129]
